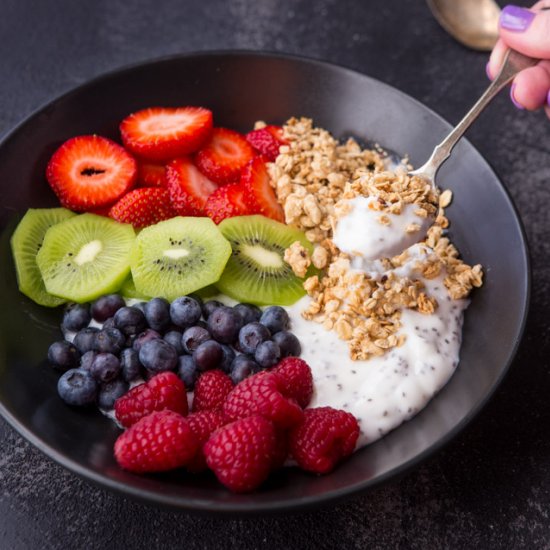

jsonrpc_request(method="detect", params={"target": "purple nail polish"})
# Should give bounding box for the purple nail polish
[547,89,550,106]
[510,84,524,110]
[500,5,536,32]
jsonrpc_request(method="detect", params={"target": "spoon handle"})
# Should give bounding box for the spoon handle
[411,49,538,181]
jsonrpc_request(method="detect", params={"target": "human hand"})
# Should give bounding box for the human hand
[487,2,550,118]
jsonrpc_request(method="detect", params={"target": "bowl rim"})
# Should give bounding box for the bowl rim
[0,49,531,514]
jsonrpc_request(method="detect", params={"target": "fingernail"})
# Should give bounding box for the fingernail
[547,89,550,106]
[485,62,493,80]
[500,5,536,31]
[510,84,524,110]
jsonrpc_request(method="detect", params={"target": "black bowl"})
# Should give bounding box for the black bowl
[0,52,529,514]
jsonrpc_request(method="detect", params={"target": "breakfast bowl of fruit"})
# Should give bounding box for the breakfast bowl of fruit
[0,52,529,513]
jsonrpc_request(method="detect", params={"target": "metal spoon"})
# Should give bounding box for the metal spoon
[427,0,500,51]
[410,49,538,184]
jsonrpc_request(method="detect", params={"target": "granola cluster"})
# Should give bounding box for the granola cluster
[268,117,483,360]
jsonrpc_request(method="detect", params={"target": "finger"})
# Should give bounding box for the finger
[487,39,509,79]
[499,5,550,59]
[510,64,550,109]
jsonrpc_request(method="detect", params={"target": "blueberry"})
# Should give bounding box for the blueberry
[80,350,97,372]
[170,296,202,328]
[48,340,80,370]
[238,322,271,354]
[61,304,91,332]
[272,331,302,358]
[230,354,261,384]
[202,299,223,319]
[133,301,148,313]
[233,303,262,325]
[57,368,98,406]
[139,339,178,373]
[259,306,290,334]
[132,328,161,352]
[102,317,116,331]
[144,297,171,332]
[193,340,223,372]
[207,306,243,344]
[182,326,211,353]
[196,320,209,330]
[254,340,281,368]
[163,330,184,355]
[91,294,125,322]
[73,327,100,354]
[220,344,236,373]
[177,355,198,390]
[114,306,147,336]
[95,327,126,354]
[98,378,129,410]
[90,353,121,383]
[120,348,142,382]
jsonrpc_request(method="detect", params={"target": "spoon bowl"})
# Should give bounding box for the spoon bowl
[427,0,500,51]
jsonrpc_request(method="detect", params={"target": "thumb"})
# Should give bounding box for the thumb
[499,5,550,59]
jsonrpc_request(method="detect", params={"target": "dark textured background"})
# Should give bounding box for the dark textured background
[1,0,549,548]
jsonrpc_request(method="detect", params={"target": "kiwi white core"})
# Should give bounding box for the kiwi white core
[242,244,283,268]
[75,240,103,265]
[163,248,190,259]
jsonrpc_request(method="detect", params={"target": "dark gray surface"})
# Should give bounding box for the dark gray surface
[0,0,548,548]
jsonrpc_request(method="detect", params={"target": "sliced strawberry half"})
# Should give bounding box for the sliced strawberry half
[136,161,166,187]
[120,106,213,162]
[204,183,252,224]
[241,157,284,222]
[109,187,176,228]
[46,135,137,212]
[246,125,287,162]
[166,157,219,216]
[194,128,255,185]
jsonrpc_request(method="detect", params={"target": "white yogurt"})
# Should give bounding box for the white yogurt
[333,196,431,262]
[286,246,467,448]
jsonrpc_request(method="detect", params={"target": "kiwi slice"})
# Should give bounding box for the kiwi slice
[36,213,135,303]
[216,215,313,306]
[120,275,151,301]
[130,216,232,301]
[10,208,76,307]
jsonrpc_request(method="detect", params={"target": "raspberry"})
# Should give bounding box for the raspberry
[271,428,289,470]
[272,357,313,408]
[114,410,198,473]
[204,415,277,492]
[115,371,187,428]
[289,407,359,474]
[186,410,227,472]
[223,371,303,429]
[192,370,234,412]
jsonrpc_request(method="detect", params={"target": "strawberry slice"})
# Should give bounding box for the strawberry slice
[204,183,252,224]
[120,107,213,162]
[109,187,176,228]
[136,161,166,187]
[246,125,287,162]
[194,128,255,185]
[241,157,284,222]
[166,157,219,216]
[46,135,137,212]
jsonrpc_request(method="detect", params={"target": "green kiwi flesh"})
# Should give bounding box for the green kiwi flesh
[10,207,76,307]
[120,275,151,301]
[216,215,313,306]
[36,213,135,303]
[130,216,232,302]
